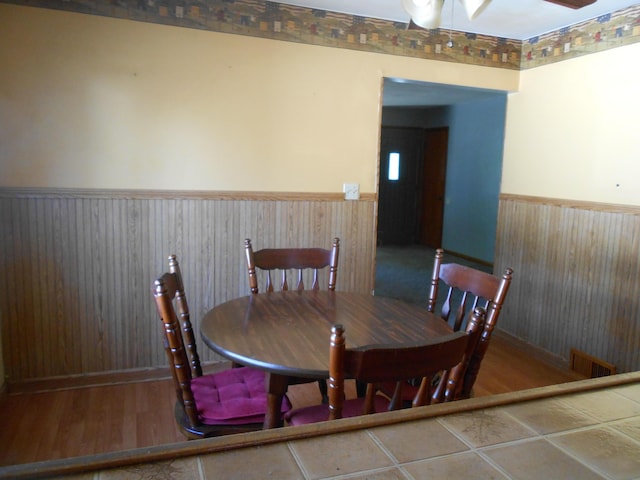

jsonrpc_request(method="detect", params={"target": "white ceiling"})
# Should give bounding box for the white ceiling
[277,0,639,40]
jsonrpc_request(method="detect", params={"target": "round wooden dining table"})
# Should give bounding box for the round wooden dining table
[200,290,454,428]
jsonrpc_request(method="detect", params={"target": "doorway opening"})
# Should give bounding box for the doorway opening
[374,78,508,300]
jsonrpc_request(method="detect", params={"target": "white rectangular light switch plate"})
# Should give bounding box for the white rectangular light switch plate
[343,183,360,200]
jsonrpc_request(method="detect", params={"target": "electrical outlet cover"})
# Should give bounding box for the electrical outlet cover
[344,183,360,200]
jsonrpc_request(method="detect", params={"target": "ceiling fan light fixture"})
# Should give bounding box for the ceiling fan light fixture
[457,0,492,20]
[543,0,597,9]
[402,0,444,29]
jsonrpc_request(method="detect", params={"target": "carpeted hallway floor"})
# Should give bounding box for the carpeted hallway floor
[373,245,492,305]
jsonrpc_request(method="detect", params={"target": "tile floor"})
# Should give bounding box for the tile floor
[80,382,640,479]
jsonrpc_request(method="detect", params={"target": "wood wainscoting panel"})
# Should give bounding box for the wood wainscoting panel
[0,189,377,385]
[494,194,640,373]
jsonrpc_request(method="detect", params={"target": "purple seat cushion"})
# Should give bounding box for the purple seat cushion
[284,395,390,426]
[191,366,291,425]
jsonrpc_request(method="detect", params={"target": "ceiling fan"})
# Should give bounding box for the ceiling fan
[403,0,491,29]
[404,0,598,31]
[543,0,597,8]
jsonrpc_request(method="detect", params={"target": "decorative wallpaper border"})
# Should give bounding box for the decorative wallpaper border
[521,5,640,69]
[3,0,640,70]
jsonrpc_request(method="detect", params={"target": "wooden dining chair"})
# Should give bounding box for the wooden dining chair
[244,237,340,402]
[428,249,513,401]
[377,249,513,404]
[153,254,291,439]
[284,312,483,426]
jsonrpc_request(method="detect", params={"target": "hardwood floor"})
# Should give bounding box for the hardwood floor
[0,333,583,467]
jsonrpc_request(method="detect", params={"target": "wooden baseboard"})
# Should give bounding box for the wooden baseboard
[8,332,581,394]
[6,362,231,395]
[445,249,493,268]
[494,329,587,380]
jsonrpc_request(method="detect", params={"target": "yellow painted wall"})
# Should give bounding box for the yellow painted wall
[503,43,640,206]
[0,4,517,194]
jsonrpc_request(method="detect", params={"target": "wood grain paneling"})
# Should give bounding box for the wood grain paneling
[0,189,377,385]
[5,189,637,384]
[494,194,640,373]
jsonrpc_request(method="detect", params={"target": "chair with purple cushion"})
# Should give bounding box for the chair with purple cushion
[284,316,481,426]
[153,254,291,439]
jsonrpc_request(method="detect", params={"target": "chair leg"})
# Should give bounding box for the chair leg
[318,379,329,404]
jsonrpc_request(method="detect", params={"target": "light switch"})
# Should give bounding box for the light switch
[343,183,360,200]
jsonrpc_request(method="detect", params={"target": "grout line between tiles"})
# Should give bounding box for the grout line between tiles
[366,428,485,480]
[286,441,312,480]
[470,434,612,480]
[609,388,640,404]
[432,398,639,480]
[605,415,640,445]
[386,441,517,480]
[434,412,534,479]
[435,412,540,448]
[366,429,401,465]
[541,416,640,441]
[314,465,411,480]
[542,420,640,480]
[468,409,547,480]
[500,409,640,480]
[472,449,515,479]
[542,433,615,480]
[396,465,416,480]
[196,455,205,480]
[611,385,640,405]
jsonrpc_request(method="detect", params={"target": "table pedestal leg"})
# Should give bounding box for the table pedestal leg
[264,373,288,429]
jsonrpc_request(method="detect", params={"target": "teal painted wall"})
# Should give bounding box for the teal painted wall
[442,96,507,264]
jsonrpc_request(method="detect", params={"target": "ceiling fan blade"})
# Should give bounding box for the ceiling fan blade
[543,0,597,9]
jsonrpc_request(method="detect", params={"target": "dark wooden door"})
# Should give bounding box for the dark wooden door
[419,128,448,248]
[378,127,447,247]
[378,127,423,245]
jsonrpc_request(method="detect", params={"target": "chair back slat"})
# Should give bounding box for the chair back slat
[245,238,340,293]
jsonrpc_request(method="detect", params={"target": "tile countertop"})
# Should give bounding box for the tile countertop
[3,372,640,480]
